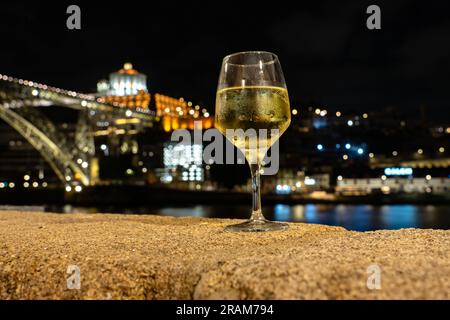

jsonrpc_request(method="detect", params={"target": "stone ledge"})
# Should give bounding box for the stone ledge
[0,211,449,299]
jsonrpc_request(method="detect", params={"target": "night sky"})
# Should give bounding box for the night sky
[1,1,449,121]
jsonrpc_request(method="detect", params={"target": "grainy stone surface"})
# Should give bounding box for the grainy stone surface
[0,211,449,300]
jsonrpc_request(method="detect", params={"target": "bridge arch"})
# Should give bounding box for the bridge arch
[0,73,156,187]
[0,100,90,186]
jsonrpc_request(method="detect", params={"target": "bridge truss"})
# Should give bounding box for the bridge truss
[0,74,156,186]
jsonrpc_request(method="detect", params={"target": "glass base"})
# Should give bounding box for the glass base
[225,219,288,232]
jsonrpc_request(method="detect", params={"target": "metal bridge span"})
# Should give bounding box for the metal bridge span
[0,74,156,187]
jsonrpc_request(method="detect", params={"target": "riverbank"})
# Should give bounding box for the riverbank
[0,211,449,299]
[1,185,449,206]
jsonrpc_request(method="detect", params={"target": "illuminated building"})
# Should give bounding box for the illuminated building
[336,177,449,195]
[98,90,150,109]
[96,63,150,109]
[109,62,147,96]
[370,158,450,169]
[258,169,330,194]
[155,94,213,132]
[95,63,213,131]
[159,143,204,184]
[97,79,109,95]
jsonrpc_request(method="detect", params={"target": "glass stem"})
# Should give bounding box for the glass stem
[249,163,264,221]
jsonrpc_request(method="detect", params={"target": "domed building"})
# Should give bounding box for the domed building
[96,63,150,110]
[109,62,147,96]
[96,63,213,132]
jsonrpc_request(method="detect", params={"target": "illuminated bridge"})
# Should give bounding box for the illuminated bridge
[0,74,156,187]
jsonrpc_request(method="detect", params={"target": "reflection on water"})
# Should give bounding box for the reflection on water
[42,203,450,231]
[273,204,446,231]
[380,205,419,230]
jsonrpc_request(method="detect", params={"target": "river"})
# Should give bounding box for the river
[10,203,448,231]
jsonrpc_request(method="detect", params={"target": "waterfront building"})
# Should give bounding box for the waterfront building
[336,177,449,195]
[253,170,331,194]
[156,142,204,189]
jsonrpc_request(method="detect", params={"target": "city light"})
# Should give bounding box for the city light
[304,177,316,186]
[381,186,391,194]
[1,62,448,223]
[8,182,15,188]
[161,175,173,183]
[115,118,141,125]
[276,184,291,194]
[163,143,204,183]
[384,167,413,176]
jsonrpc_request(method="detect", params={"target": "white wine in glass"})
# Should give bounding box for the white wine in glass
[215,51,291,232]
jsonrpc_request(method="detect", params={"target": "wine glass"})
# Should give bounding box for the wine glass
[215,51,291,232]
